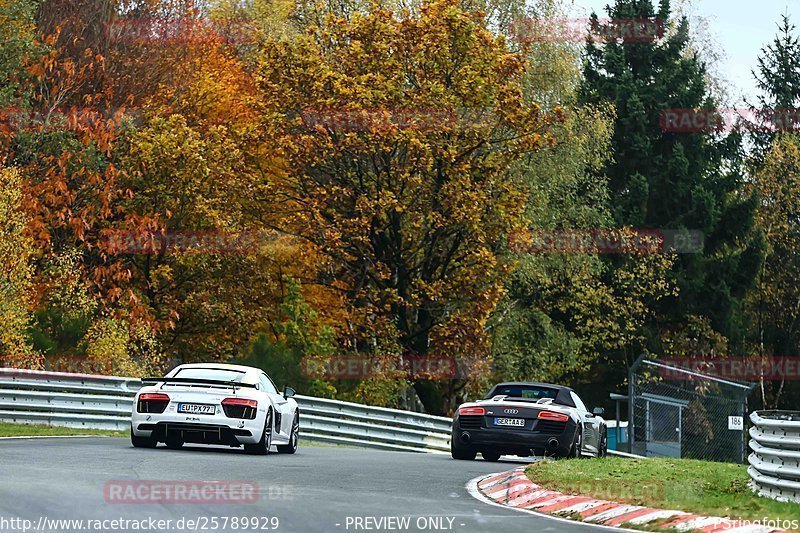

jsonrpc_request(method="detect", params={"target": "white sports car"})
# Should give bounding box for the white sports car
[131,363,299,455]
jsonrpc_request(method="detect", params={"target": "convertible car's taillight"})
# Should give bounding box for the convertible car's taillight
[137,393,170,413]
[458,406,485,416]
[538,410,569,422]
[222,398,258,419]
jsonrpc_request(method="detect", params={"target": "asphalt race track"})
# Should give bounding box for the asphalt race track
[0,438,601,533]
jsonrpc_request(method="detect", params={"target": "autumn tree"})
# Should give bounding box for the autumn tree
[3,0,263,371]
[112,113,279,362]
[0,0,38,107]
[746,135,800,408]
[0,1,39,367]
[0,166,41,367]
[255,0,560,413]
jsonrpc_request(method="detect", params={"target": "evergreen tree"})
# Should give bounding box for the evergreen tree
[579,0,763,347]
[749,14,800,157]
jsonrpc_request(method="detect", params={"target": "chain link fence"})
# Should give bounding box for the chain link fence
[628,356,755,463]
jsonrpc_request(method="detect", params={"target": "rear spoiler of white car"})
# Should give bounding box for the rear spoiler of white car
[141,377,258,393]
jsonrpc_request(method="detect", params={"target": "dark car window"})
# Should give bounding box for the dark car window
[487,385,559,400]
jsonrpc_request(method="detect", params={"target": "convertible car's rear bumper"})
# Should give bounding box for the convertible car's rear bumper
[452,417,578,457]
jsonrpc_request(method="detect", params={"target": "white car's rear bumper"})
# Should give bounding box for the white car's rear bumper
[131,404,266,445]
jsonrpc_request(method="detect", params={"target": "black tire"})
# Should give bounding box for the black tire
[598,429,608,458]
[245,408,273,455]
[482,450,501,462]
[450,435,476,461]
[568,428,582,459]
[277,412,299,454]
[130,425,157,448]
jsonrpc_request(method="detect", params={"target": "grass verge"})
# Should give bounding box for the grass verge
[0,421,125,438]
[525,457,800,524]
[0,422,353,445]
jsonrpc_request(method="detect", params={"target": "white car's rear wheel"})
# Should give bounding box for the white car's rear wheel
[277,413,299,454]
[130,425,157,448]
[245,408,272,455]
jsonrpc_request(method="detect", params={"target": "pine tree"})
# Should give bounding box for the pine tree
[749,14,800,158]
[579,0,763,346]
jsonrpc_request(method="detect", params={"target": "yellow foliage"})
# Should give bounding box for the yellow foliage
[84,317,163,377]
[0,166,41,368]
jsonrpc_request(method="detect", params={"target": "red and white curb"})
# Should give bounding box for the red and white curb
[467,467,783,532]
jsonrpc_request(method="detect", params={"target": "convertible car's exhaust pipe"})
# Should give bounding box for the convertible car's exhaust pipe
[547,438,559,449]
[460,432,471,444]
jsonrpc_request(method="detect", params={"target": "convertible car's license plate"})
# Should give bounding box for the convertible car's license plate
[494,417,525,427]
[177,403,215,415]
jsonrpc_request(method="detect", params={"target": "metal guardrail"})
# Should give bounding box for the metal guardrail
[748,411,800,502]
[0,368,646,457]
[0,368,451,453]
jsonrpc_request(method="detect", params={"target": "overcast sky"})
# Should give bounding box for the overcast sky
[569,0,800,105]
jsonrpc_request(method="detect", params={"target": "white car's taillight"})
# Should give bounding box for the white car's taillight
[221,397,258,419]
[137,393,170,413]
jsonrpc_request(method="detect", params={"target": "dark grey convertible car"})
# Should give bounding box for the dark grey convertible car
[450,382,607,461]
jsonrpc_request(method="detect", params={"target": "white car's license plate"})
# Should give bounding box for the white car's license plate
[178,403,215,415]
[494,417,525,427]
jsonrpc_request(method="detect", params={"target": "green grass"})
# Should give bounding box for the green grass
[0,421,125,438]
[526,457,800,524]
[0,422,352,445]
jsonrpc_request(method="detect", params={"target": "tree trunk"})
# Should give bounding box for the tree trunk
[413,380,443,416]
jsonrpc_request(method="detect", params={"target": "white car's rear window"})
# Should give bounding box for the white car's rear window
[173,368,246,382]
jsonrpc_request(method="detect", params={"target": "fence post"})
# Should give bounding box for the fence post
[628,354,646,454]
